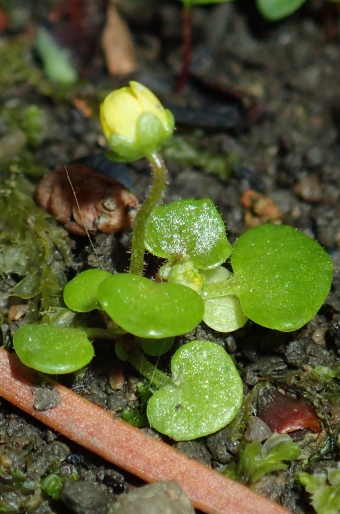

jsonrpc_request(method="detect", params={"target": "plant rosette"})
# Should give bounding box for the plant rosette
[145,201,332,333]
[10,79,333,449]
[14,210,333,374]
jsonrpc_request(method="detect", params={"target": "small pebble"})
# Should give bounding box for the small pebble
[244,416,272,443]
[108,481,195,514]
[60,479,109,514]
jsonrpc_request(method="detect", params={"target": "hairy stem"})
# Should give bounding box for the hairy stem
[129,152,167,275]
[127,346,169,388]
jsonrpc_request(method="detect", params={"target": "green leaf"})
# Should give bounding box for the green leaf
[263,432,301,462]
[147,340,243,440]
[41,473,63,500]
[13,325,94,373]
[231,224,333,331]
[298,468,340,514]
[313,364,340,382]
[237,432,300,484]
[97,274,204,338]
[256,0,305,20]
[159,260,205,292]
[12,271,42,299]
[122,406,148,428]
[34,27,78,84]
[145,199,232,269]
[63,269,113,312]
[298,472,326,493]
[202,266,248,332]
[137,337,175,356]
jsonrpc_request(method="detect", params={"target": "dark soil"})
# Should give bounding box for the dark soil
[1,1,340,513]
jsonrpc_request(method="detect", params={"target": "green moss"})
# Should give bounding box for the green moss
[224,432,300,485]
[0,34,83,102]
[0,170,74,323]
[0,36,42,95]
[298,466,340,514]
[0,101,48,169]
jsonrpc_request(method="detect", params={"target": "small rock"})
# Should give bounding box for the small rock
[174,441,211,467]
[244,416,272,443]
[59,479,109,514]
[293,173,324,203]
[32,383,60,411]
[108,481,195,514]
[206,427,239,464]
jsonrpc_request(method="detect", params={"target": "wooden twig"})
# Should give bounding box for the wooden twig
[0,347,291,514]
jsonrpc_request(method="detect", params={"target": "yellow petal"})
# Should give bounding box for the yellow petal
[100,87,142,140]
[130,81,168,126]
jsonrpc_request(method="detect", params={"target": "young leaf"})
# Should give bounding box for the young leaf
[236,432,300,485]
[160,260,205,293]
[147,340,243,440]
[63,269,112,312]
[13,325,94,374]
[144,199,232,269]
[298,467,340,514]
[137,337,175,356]
[97,274,204,338]
[41,473,64,500]
[231,224,333,331]
[202,266,248,332]
[256,0,305,20]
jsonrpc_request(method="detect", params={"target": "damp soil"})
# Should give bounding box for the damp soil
[1,2,340,513]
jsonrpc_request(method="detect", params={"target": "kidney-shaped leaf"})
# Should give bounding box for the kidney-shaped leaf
[13,325,94,374]
[145,199,232,269]
[97,274,204,338]
[64,269,112,312]
[232,224,333,331]
[147,340,243,440]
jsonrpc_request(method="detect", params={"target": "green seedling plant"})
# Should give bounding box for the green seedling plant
[225,432,301,485]
[13,81,333,441]
[298,466,340,514]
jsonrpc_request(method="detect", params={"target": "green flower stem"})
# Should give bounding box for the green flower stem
[201,278,240,299]
[129,152,167,275]
[127,347,169,388]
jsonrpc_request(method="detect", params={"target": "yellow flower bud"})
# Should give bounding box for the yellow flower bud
[100,81,174,162]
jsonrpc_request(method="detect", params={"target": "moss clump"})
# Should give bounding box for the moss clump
[0,170,74,323]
